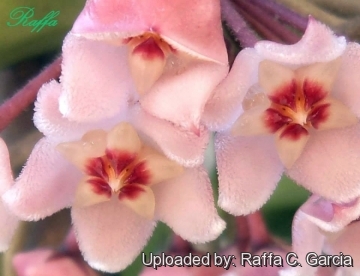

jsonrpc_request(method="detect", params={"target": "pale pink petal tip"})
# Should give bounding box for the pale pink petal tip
[154,167,225,242]
[0,139,18,251]
[59,33,131,122]
[216,133,283,215]
[301,195,360,232]
[72,199,155,272]
[3,138,80,220]
[13,250,53,276]
[72,0,227,64]
[255,18,346,65]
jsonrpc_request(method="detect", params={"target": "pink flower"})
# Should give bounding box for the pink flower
[0,138,18,251]
[13,230,99,276]
[204,18,360,215]
[281,195,360,276]
[60,0,228,132]
[3,81,225,272]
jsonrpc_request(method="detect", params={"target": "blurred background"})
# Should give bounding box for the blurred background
[1,0,360,275]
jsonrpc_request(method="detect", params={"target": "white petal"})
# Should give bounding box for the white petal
[216,133,283,215]
[288,124,360,202]
[255,18,347,65]
[3,138,81,220]
[153,167,225,242]
[72,199,155,272]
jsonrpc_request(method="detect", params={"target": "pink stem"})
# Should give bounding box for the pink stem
[0,57,62,132]
[221,0,259,47]
[251,0,308,32]
[233,0,300,44]
[235,215,251,252]
[247,211,271,250]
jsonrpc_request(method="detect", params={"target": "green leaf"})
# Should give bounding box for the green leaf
[262,176,310,242]
[0,0,85,68]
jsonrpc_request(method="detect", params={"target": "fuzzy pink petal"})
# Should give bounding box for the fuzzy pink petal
[0,138,13,194]
[216,133,283,215]
[72,0,227,64]
[59,33,133,122]
[332,43,360,118]
[3,138,81,220]
[130,106,209,167]
[202,48,262,131]
[0,200,18,251]
[13,249,53,276]
[0,139,18,251]
[34,80,122,143]
[255,18,346,65]
[153,167,225,243]
[140,52,228,128]
[287,124,360,202]
[324,221,360,268]
[141,266,191,276]
[301,195,360,232]
[72,199,155,272]
[231,104,270,136]
[282,206,325,276]
[13,249,96,276]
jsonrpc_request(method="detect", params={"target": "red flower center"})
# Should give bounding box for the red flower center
[84,149,150,201]
[264,79,330,140]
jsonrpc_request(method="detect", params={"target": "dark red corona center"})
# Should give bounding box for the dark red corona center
[132,37,165,59]
[264,78,330,140]
[84,150,151,200]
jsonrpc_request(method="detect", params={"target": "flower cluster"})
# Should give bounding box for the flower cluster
[1,0,360,275]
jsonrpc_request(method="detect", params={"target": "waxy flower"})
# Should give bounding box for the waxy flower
[53,0,228,168]
[3,81,225,272]
[204,18,360,215]
[60,0,228,132]
[13,230,99,276]
[0,138,18,251]
[280,195,360,276]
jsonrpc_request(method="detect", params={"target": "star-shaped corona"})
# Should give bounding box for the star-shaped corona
[233,59,358,168]
[57,122,183,219]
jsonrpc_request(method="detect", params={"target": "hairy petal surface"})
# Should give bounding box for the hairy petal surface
[216,133,283,215]
[59,33,133,122]
[3,138,81,220]
[332,43,360,118]
[280,206,324,276]
[153,167,225,243]
[0,139,18,251]
[72,199,155,272]
[255,18,346,66]
[130,106,209,167]
[72,0,227,64]
[34,81,122,143]
[288,125,360,202]
[140,53,228,128]
[202,48,262,131]
[301,195,360,232]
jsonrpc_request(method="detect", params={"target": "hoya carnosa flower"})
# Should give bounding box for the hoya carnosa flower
[60,0,228,133]
[204,18,360,215]
[280,195,360,276]
[0,138,18,251]
[3,81,225,272]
